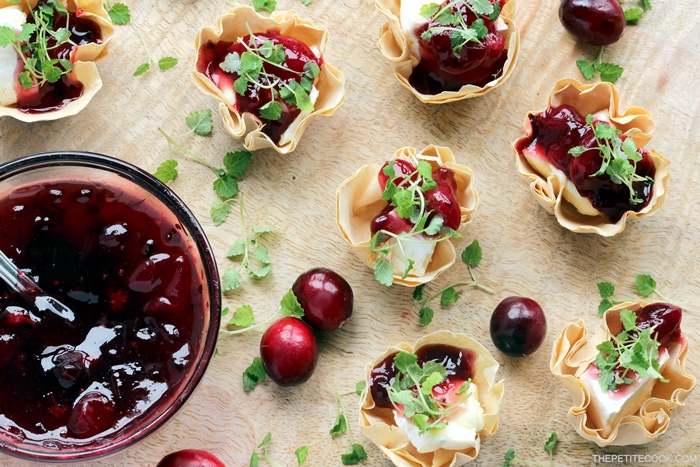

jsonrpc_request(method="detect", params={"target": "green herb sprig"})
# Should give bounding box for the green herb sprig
[597,274,669,316]
[134,30,177,76]
[624,0,652,25]
[569,114,653,206]
[0,0,76,90]
[419,0,500,57]
[157,109,253,225]
[413,240,494,325]
[328,385,368,465]
[594,308,669,392]
[103,1,130,25]
[576,46,623,84]
[219,26,320,121]
[250,432,308,467]
[246,0,313,13]
[502,432,558,467]
[371,159,462,286]
[387,350,471,434]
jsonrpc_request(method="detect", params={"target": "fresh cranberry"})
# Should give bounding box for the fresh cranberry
[559,0,626,46]
[633,303,682,346]
[432,167,458,192]
[425,184,461,230]
[490,296,547,357]
[260,317,318,386]
[292,268,354,331]
[156,449,225,467]
[67,392,117,438]
[378,159,416,191]
[370,206,414,237]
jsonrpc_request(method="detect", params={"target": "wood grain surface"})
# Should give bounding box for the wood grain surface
[1,0,699,466]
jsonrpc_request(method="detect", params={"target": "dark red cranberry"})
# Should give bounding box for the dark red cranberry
[292,267,354,331]
[432,167,458,192]
[425,184,461,230]
[528,104,588,170]
[156,449,225,467]
[51,349,90,389]
[370,206,413,237]
[559,0,626,46]
[67,392,117,438]
[260,317,318,386]
[633,303,682,346]
[378,159,416,191]
[490,296,547,357]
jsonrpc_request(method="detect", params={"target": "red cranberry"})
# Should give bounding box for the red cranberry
[292,268,354,331]
[378,159,416,191]
[370,206,413,237]
[260,317,318,386]
[432,166,458,192]
[425,184,461,231]
[559,0,626,46]
[633,303,682,346]
[490,296,547,357]
[67,392,117,438]
[156,449,225,467]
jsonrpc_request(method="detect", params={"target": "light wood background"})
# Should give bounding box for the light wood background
[1,0,699,466]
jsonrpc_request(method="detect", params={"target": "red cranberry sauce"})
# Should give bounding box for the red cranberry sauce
[197,30,322,144]
[517,104,656,221]
[0,180,206,446]
[409,0,508,94]
[369,344,475,408]
[18,0,103,113]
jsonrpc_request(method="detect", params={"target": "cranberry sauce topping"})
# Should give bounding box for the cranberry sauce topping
[369,344,475,408]
[518,104,656,221]
[409,0,508,94]
[632,303,682,347]
[197,30,322,144]
[18,0,102,113]
[0,180,205,446]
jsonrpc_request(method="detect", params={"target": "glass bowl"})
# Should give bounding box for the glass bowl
[0,152,221,462]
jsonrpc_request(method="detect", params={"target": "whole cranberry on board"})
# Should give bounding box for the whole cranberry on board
[559,0,626,46]
[260,316,318,386]
[490,296,547,357]
[292,267,354,331]
[156,449,225,467]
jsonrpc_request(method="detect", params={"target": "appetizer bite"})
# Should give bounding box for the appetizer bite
[192,5,345,154]
[359,331,504,466]
[551,302,695,446]
[376,0,519,103]
[0,0,113,121]
[336,145,478,287]
[514,79,670,235]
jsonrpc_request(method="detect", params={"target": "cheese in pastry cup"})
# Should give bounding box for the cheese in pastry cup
[359,331,504,467]
[375,0,519,104]
[550,301,696,447]
[514,78,670,236]
[191,5,345,154]
[0,0,113,122]
[336,145,478,287]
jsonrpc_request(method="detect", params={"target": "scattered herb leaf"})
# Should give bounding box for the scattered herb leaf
[153,159,178,184]
[185,109,214,136]
[341,444,367,465]
[635,274,656,297]
[328,385,367,465]
[243,356,267,391]
[252,0,277,13]
[104,1,131,25]
[134,30,178,76]
[575,46,623,83]
[250,432,308,466]
[355,380,366,395]
[596,274,670,316]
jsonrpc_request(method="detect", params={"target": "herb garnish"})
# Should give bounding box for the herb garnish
[328,385,368,465]
[250,0,312,12]
[418,0,500,57]
[0,0,76,91]
[594,308,669,391]
[103,1,130,25]
[576,46,623,84]
[597,274,669,316]
[387,350,471,434]
[134,30,177,76]
[413,240,494,325]
[370,159,461,286]
[249,432,308,467]
[624,0,652,25]
[502,432,558,467]
[568,114,653,206]
[219,27,320,121]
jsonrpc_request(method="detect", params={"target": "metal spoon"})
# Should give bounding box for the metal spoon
[0,250,75,322]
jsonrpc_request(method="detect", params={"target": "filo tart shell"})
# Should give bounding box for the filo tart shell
[336,145,478,287]
[514,78,670,236]
[550,301,696,447]
[359,331,504,467]
[191,5,345,154]
[0,0,113,122]
[375,0,519,104]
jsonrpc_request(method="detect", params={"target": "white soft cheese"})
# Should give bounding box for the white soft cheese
[579,348,669,437]
[388,234,435,277]
[394,384,485,453]
[0,5,25,106]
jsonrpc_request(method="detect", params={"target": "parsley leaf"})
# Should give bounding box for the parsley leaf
[576,46,624,83]
[185,109,213,136]
[597,281,615,298]
[243,356,267,391]
[153,159,178,183]
[228,304,255,327]
[544,432,558,458]
[133,62,150,76]
[250,433,308,465]
[341,444,367,465]
[440,287,459,306]
[294,446,309,466]
[158,56,178,71]
[221,268,243,292]
[134,31,177,77]
[280,289,305,318]
[635,274,656,297]
[252,0,277,13]
[104,2,131,25]
[419,307,434,326]
[461,239,483,266]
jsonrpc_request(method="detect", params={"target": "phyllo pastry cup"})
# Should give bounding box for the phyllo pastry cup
[550,301,696,447]
[375,0,519,103]
[0,0,114,121]
[514,78,670,236]
[359,331,504,467]
[336,145,478,287]
[191,5,345,154]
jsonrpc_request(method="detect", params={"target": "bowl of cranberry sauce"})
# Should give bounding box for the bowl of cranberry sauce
[0,152,221,462]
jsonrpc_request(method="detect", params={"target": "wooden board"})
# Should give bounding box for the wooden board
[1,0,699,465]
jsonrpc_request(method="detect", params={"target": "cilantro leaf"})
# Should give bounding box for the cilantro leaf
[280,289,305,318]
[224,151,252,177]
[300,0,313,4]
[295,446,309,466]
[243,356,267,391]
[597,282,615,298]
[469,0,495,15]
[419,306,434,326]
[252,0,277,13]
[576,59,596,80]
[341,444,367,465]
[220,52,242,74]
[330,413,347,436]
[186,109,213,136]
[597,61,624,83]
[413,284,425,302]
[440,287,459,306]
[635,274,656,297]
[158,56,178,71]
[134,62,150,76]
[221,268,243,292]
[461,240,482,266]
[373,257,394,286]
[624,7,644,24]
[105,2,131,25]
[544,432,558,456]
[355,380,367,395]
[153,159,178,183]
[213,174,239,199]
[259,100,283,120]
[211,199,232,225]
[228,304,255,327]
[599,298,614,316]
[227,239,246,257]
